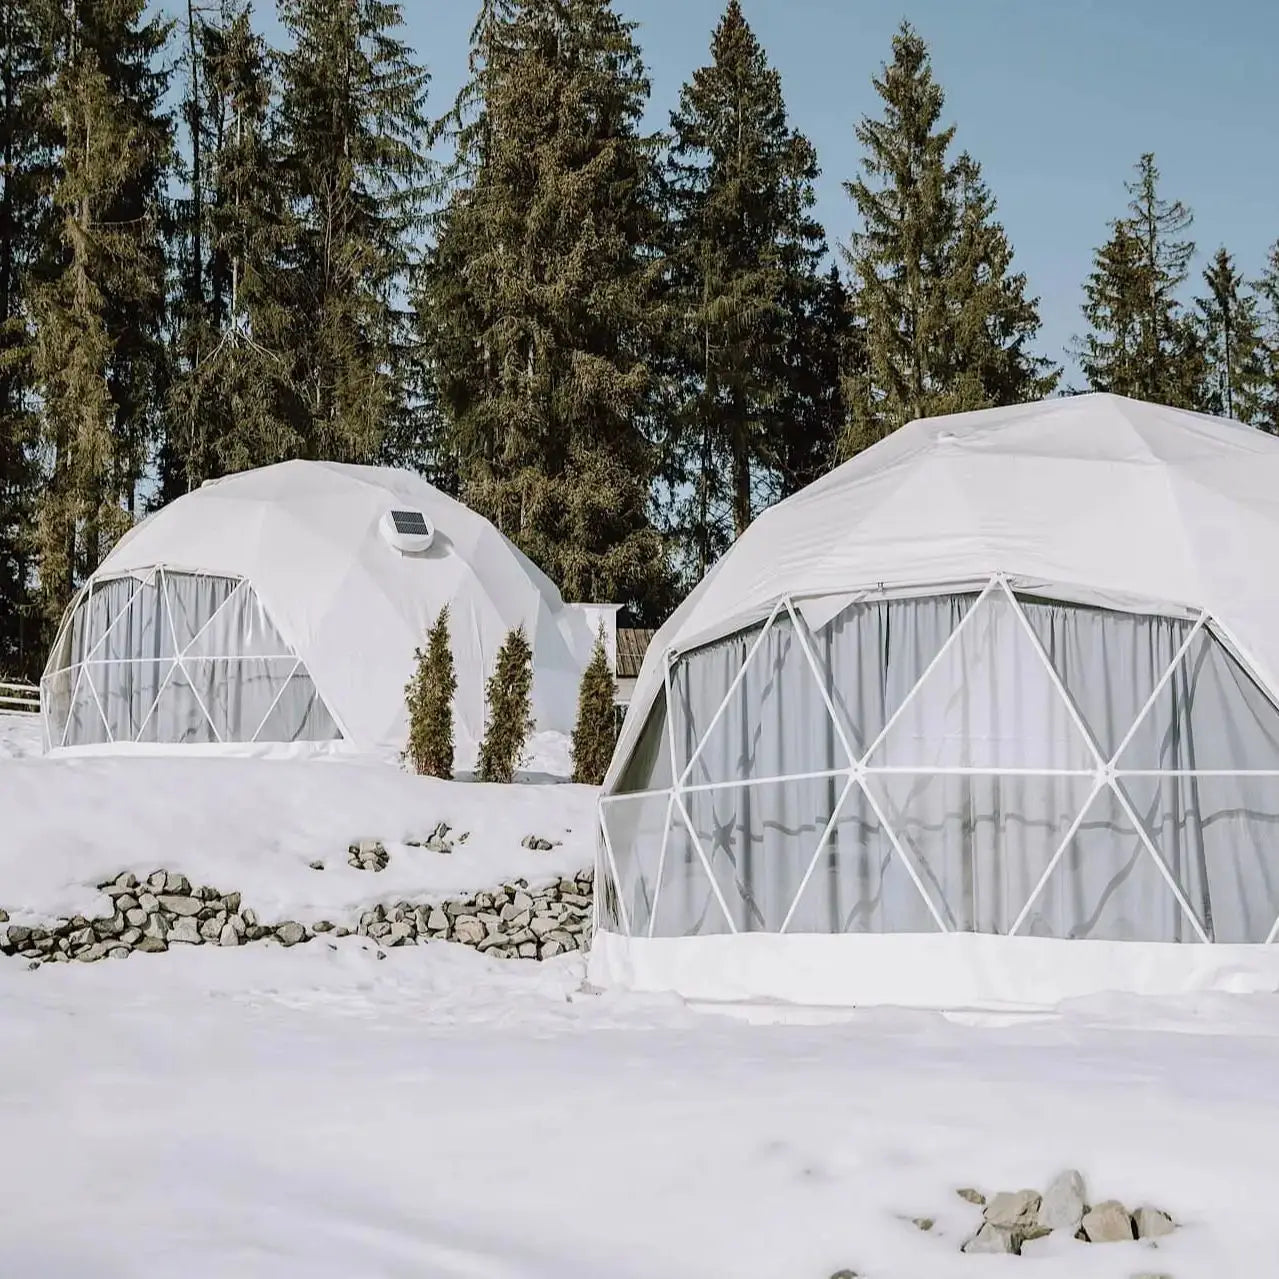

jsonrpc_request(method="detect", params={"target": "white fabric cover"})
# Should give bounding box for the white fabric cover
[608,394,1279,788]
[45,462,596,761]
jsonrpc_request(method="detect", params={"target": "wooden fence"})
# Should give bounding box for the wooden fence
[0,681,39,715]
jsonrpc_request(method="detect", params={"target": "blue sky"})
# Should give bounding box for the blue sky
[388,0,1279,380]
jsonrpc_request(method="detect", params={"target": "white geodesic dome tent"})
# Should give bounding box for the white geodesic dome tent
[592,394,1279,1008]
[41,461,596,764]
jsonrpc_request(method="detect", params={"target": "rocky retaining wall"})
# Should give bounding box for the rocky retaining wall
[0,867,594,967]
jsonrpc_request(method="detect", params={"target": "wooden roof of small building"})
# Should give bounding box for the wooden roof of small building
[616,628,655,679]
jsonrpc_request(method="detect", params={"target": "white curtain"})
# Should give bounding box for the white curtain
[45,571,341,746]
[601,591,1279,944]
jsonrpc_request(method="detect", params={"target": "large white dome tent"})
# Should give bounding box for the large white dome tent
[41,460,596,765]
[592,393,1279,1008]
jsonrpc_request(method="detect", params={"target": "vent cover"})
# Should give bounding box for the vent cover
[379,507,435,554]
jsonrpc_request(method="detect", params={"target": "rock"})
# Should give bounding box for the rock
[125,907,148,928]
[521,835,554,851]
[0,909,8,923]
[540,939,564,958]
[78,941,114,962]
[116,894,139,911]
[310,860,324,871]
[221,892,241,914]
[244,925,268,941]
[68,926,95,948]
[313,920,333,933]
[1037,1169,1087,1232]
[275,921,307,947]
[168,917,202,945]
[829,1272,860,1278]
[119,928,143,946]
[164,872,191,895]
[108,946,130,959]
[199,916,224,942]
[962,1223,1020,1255]
[218,922,241,947]
[505,910,532,932]
[241,907,258,928]
[134,936,167,954]
[517,941,539,958]
[368,921,392,939]
[530,914,559,938]
[385,921,413,946]
[1132,1206,1175,1239]
[147,870,167,890]
[984,1189,1041,1228]
[453,917,485,945]
[158,895,203,917]
[334,926,351,938]
[911,1217,934,1232]
[427,907,448,932]
[143,913,169,941]
[1081,1200,1134,1244]
[5,924,30,948]
[138,892,159,914]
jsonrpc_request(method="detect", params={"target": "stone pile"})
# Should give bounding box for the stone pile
[347,839,390,872]
[405,821,468,853]
[958,1171,1175,1255]
[0,866,594,966]
[355,867,594,959]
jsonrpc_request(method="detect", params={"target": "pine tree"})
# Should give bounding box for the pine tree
[1197,247,1267,423]
[1079,154,1206,409]
[1254,242,1279,434]
[420,0,670,619]
[478,625,534,784]
[0,0,52,675]
[404,605,456,779]
[162,0,297,497]
[841,23,1054,455]
[29,0,172,627]
[571,629,616,785]
[663,0,828,577]
[276,0,429,463]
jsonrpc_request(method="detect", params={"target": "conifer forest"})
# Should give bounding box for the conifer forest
[3,0,1278,679]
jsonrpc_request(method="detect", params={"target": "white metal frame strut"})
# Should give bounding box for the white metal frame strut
[599,572,1279,945]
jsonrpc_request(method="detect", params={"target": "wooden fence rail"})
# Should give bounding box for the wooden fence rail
[0,681,39,714]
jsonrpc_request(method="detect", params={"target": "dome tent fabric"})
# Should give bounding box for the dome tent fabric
[592,393,1279,1009]
[41,461,596,764]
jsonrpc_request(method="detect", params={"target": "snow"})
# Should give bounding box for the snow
[1,941,1277,1276]
[0,713,595,922]
[3,708,1278,1276]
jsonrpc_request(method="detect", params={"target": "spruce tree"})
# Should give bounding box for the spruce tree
[1197,247,1266,423]
[571,630,617,785]
[478,625,534,784]
[840,23,1055,454]
[404,606,457,779]
[29,0,172,627]
[1079,154,1205,409]
[276,0,429,463]
[1254,242,1279,434]
[664,0,828,577]
[162,0,298,497]
[0,0,52,674]
[420,0,670,618]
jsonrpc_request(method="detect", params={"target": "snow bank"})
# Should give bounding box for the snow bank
[0,940,1276,1277]
[0,747,598,922]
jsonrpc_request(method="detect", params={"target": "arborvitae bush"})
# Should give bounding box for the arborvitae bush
[403,606,457,779]
[572,631,617,785]
[478,625,535,784]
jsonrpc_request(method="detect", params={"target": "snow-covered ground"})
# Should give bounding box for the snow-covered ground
[1,941,1277,1277]
[0,713,595,923]
[3,710,1278,1276]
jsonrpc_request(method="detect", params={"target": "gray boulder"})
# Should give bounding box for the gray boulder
[1132,1206,1175,1239]
[218,921,242,947]
[962,1223,1019,1254]
[453,916,485,945]
[1037,1168,1087,1232]
[164,872,191,895]
[168,917,202,945]
[985,1189,1041,1229]
[134,936,167,954]
[1081,1200,1134,1243]
[275,921,307,947]
[158,895,203,917]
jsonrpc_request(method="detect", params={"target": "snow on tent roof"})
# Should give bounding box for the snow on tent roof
[594,394,1279,1009]
[42,460,596,764]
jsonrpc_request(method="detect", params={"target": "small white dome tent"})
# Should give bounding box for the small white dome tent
[593,394,1279,1008]
[41,461,595,764]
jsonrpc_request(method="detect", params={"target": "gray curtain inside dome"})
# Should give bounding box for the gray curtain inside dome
[601,592,1279,943]
[44,571,341,746]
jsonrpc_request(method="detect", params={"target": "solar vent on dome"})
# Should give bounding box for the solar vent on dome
[391,509,429,536]
[379,507,435,553]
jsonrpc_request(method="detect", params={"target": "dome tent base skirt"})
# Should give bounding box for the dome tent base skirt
[587,928,1279,1011]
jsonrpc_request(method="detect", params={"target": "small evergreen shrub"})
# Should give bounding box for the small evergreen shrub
[403,606,457,779]
[571,630,617,785]
[478,625,535,783]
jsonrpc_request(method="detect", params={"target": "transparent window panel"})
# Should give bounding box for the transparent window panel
[88,658,172,742]
[1122,774,1279,944]
[62,672,111,746]
[136,666,219,744]
[72,576,171,667]
[1117,628,1279,772]
[183,657,298,741]
[781,779,941,934]
[615,693,672,794]
[41,667,76,746]
[648,806,737,937]
[864,591,1096,771]
[670,616,849,789]
[600,790,672,937]
[161,572,243,653]
[1019,597,1198,761]
[863,772,1098,934]
[679,776,857,932]
[253,668,340,742]
[815,593,979,756]
[1021,783,1195,942]
[182,578,294,659]
[595,854,624,933]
